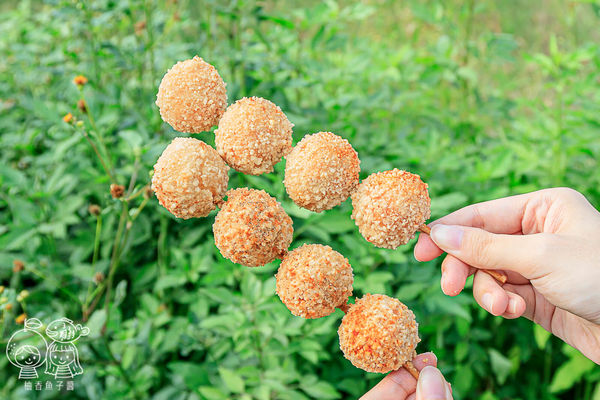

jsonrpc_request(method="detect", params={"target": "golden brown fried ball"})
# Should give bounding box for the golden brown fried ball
[284,132,360,212]
[213,188,293,267]
[215,97,293,175]
[156,56,227,133]
[151,137,229,219]
[338,294,420,373]
[275,244,353,319]
[351,169,430,249]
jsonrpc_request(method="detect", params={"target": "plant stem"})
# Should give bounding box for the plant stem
[102,201,129,325]
[84,214,103,315]
[80,129,117,184]
[102,336,140,399]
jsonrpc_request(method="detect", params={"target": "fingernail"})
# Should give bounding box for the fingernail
[421,352,438,365]
[417,366,448,400]
[481,293,494,313]
[507,297,517,314]
[430,225,463,251]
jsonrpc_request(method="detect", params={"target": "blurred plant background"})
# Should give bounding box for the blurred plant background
[0,0,599,398]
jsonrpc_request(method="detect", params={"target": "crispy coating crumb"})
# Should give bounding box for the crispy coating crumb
[213,188,293,267]
[151,137,229,219]
[351,169,431,249]
[338,294,420,373]
[156,56,227,133]
[284,132,360,212]
[276,244,353,319]
[215,97,293,175]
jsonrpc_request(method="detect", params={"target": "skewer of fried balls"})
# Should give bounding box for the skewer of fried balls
[151,56,506,376]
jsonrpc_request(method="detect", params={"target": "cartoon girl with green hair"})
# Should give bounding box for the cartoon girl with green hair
[44,318,89,379]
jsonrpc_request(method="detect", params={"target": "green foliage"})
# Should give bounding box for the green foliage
[0,0,599,399]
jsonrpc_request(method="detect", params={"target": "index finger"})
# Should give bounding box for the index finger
[360,352,438,400]
[415,192,532,262]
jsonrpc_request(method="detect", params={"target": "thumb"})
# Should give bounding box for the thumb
[416,366,452,400]
[429,224,556,279]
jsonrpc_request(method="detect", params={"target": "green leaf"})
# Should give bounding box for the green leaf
[300,381,340,399]
[550,351,595,393]
[86,309,107,339]
[533,324,551,349]
[489,349,512,384]
[219,367,245,394]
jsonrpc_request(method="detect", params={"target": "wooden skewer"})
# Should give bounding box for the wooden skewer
[337,302,350,314]
[404,361,419,379]
[418,225,508,285]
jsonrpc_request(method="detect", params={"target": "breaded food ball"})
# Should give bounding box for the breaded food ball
[156,56,227,133]
[284,132,360,212]
[213,188,293,267]
[351,169,430,249]
[338,294,420,373]
[152,137,229,219]
[215,97,293,175]
[276,244,353,319]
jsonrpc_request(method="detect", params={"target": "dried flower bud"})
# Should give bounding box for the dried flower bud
[5,303,13,311]
[134,20,146,35]
[13,260,24,272]
[15,313,26,324]
[110,184,125,199]
[73,75,88,86]
[88,204,101,216]
[63,113,74,123]
[77,99,87,113]
[94,272,104,284]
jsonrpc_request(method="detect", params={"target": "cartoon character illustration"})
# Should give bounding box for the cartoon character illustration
[6,318,48,379]
[44,318,89,379]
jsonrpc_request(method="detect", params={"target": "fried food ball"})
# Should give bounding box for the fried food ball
[338,294,420,373]
[156,56,227,133]
[275,244,353,319]
[213,188,293,267]
[351,169,430,249]
[215,97,293,175]
[284,132,360,212]
[151,137,229,219]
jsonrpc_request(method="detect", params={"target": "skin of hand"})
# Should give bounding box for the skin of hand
[361,352,453,400]
[414,187,600,364]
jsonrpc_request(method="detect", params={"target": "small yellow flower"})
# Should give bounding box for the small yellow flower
[73,75,88,86]
[63,113,74,123]
[0,296,7,304]
[0,286,4,294]
[17,290,29,302]
[15,313,26,324]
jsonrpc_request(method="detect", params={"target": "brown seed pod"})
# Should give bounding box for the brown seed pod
[213,188,293,267]
[276,244,353,319]
[151,137,229,219]
[215,97,293,175]
[351,169,431,249]
[156,56,227,133]
[284,132,360,212]
[338,294,420,374]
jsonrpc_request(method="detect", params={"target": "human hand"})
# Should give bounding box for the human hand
[415,188,600,364]
[361,352,452,400]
